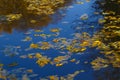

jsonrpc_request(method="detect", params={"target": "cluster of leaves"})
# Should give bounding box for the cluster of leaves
[40,70,84,80]
[24,0,65,15]
[0,0,65,16]
[0,0,69,33]
[91,0,120,70]
[0,0,68,23]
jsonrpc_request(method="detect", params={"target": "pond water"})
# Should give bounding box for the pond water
[0,0,109,80]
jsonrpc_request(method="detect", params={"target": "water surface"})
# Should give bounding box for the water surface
[0,0,105,80]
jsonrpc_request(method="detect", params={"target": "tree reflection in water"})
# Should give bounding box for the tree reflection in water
[94,67,120,80]
[0,15,52,33]
[0,0,73,33]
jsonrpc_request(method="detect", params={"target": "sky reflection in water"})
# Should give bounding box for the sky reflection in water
[0,0,109,80]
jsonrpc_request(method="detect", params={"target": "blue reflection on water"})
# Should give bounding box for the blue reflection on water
[0,0,103,80]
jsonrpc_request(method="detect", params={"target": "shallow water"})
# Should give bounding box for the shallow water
[0,0,106,80]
